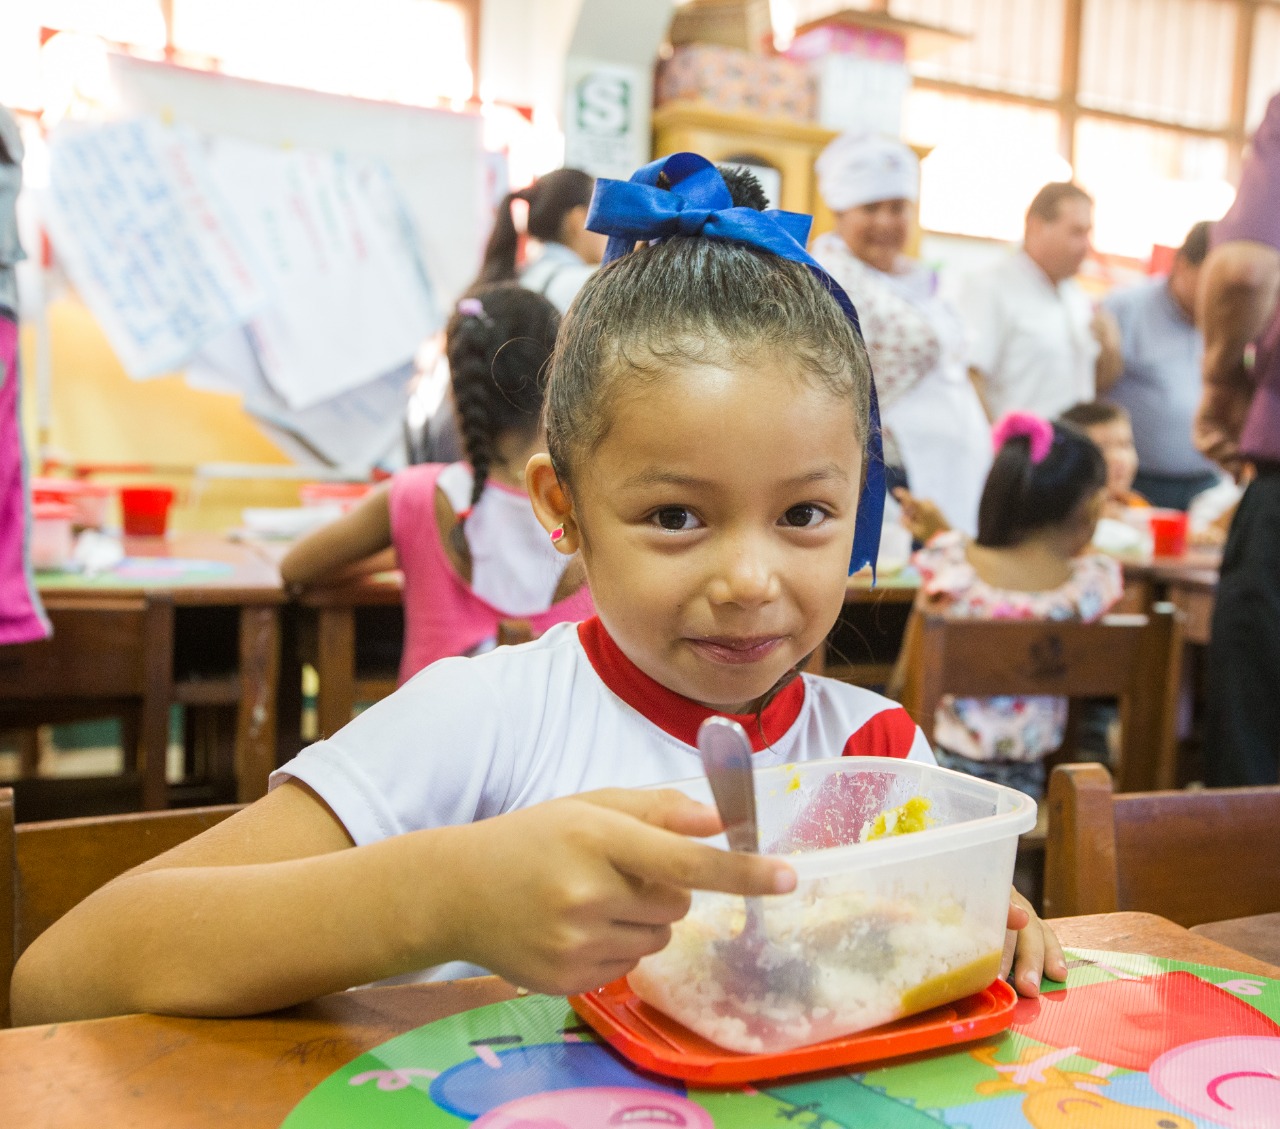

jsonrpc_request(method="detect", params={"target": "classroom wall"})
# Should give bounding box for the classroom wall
[20,295,304,532]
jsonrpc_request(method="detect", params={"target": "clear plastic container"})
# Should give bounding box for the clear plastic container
[31,501,76,570]
[628,757,1036,1055]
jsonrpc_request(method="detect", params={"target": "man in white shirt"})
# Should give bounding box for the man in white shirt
[953,183,1122,420]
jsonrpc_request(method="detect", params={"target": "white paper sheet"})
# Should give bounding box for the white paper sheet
[44,119,268,378]
[203,138,438,410]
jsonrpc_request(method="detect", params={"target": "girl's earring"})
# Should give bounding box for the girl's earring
[549,525,566,544]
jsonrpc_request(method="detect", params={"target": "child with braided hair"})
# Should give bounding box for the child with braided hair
[281,284,593,682]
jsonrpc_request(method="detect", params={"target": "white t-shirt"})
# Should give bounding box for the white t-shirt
[272,617,934,980]
[519,243,597,315]
[435,462,569,614]
[951,249,1099,419]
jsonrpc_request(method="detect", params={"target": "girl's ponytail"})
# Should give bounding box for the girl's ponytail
[473,169,595,289]
[475,189,530,285]
[976,413,1106,548]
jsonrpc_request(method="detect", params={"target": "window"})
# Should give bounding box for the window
[173,0,472,107]
[881,0,1278,258]
[905,89,1065,241]
[1079,0,1236,130]
[1074,117,1233,258]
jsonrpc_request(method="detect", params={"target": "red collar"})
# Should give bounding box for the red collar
[577,617,806,752]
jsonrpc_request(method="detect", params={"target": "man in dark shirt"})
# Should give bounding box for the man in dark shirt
[1195,92,1280,786]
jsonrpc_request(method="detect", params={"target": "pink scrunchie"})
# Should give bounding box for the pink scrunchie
[991,411,1054,464]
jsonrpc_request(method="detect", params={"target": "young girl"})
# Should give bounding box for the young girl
[280,284,594,682]
[907,412,1123,799]
[475,167,606,314]
[12,157,1062,1026]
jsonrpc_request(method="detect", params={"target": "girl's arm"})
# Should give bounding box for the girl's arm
[10,782,794,1026]
[279,486,394,588]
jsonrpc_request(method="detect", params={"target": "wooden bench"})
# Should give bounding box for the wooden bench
[1043,762,1280,927]
[0,786,240,1026]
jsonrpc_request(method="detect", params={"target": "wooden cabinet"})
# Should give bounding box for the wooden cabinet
[652,102,841,239]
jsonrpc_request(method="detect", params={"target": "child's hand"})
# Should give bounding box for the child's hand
[442,788,797,997]
[1001,888,1067,997]
[892,487,950,544]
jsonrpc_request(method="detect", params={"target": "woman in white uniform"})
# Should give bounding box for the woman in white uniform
[811,134,991,535]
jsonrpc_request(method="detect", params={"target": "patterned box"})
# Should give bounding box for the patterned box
[655,44,816,121]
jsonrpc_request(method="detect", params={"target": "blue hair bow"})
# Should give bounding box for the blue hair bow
[586,151,886,578]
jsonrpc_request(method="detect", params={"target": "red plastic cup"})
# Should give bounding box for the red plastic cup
[1148,508,1188,558]
[120,486,175,537]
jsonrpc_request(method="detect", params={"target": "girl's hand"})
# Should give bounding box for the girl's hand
[441,788,797,997]
[1001,888,1067,997]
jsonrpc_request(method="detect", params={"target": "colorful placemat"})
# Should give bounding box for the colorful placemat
[280,949,1280,1128]
[36,557,234,588]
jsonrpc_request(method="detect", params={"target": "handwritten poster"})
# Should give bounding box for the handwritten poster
[202,137,437,410]
[46,117,438,445]
[45,119,268,378]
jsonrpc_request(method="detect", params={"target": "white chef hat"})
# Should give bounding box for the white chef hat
[816,132,920,213]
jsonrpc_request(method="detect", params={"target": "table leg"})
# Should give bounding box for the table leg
[235,606,280,803]
[140,596,175,810]
[316,607,357,740]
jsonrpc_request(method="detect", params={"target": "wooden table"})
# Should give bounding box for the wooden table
[3,911,1271,1127]
[29,534,285,806]
[1122,552,1220,646]
[1190,912,1280,968]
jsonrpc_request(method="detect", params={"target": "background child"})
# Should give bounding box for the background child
[901,412,1123,799]
[1059,400,1147,519]
[281,284,593,682]
[474,167,605,314]
[13,159,1060,1027]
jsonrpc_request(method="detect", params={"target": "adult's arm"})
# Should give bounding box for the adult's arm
[1194,240,1280,476]
[1092,306,1124,394]
[279,484,394,587]
[10,782,795,1025]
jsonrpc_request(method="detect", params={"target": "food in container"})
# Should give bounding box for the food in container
[627,757,1035,1055]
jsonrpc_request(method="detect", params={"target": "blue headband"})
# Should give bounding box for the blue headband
[586,152,886,578]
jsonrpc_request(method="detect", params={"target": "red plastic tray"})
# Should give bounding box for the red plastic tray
[569,977,1018,1084]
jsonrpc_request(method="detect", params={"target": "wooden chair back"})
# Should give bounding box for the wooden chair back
[0,787,240,1026]
[897,606,1182,792]
[1044,763,1280,926]
[0,593,176,813]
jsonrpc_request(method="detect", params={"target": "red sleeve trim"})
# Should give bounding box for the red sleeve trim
[842,706,917,760]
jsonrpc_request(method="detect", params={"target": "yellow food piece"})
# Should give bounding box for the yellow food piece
[899,950,1002,1015]
[866,796,934,840]
[786,772,802,792]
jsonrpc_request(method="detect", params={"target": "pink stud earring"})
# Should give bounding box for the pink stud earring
[549,525,566,544]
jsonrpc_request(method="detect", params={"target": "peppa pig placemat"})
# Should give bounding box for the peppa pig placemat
[279,949,1280,1128]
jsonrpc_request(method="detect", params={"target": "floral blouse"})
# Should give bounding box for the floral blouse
[913,531,1124,763]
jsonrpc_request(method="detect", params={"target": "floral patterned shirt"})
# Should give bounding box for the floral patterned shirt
[913,531,1124,763]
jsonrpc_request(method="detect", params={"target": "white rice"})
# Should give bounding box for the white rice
[628,883,1000,1055]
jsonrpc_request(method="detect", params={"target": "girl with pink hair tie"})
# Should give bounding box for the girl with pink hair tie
[893,411,1124,799]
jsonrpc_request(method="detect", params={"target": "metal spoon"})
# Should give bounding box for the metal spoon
[696,716,812,1002]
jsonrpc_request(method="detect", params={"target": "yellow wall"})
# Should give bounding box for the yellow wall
[20,295,305,532]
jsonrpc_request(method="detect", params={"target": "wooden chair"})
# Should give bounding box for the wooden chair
[0,593,176,818]
[0,787,240,1026]
[1043,763,1280,927]
[897,606,1182,793]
